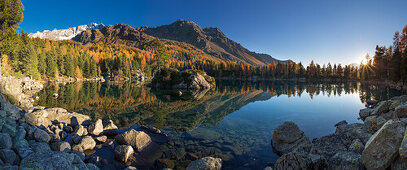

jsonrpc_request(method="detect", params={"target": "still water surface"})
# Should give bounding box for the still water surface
[35,81,403,169]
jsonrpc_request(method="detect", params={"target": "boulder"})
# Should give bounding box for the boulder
[94,136,107,143]
[20,150,86,169]
[362,120,405,170]
[391,156,407,170]
[71,134,82,144]
[396,103,407,118]
[15,147,33,159]
[271,121,312,155]
[371,100,392,116]
[2,124,16,137]
[23,110,51,127]
[24,108,90,127]
[88,119,103,136]
[34,128,50,143]
[399,127,407,159]
[335,122,371,145]
[329,151,363,170]
[102,120,118,136]
[274,152,312,170]
[114,145,134,163]
[0,149,19,165]
[359,108,373,120]
[74,136,96,151]
[51,141,71,152]
[186,157,222,170]
[115,129,152,152]
[0,133,12,149]
[349,139,364,154]
[363,116,377,134]
[73,125,86,136]
[310,134,347,158]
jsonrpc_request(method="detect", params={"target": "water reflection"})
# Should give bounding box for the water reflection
[35,80,404,169]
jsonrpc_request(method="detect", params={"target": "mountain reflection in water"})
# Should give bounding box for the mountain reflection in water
[34,80,404,169]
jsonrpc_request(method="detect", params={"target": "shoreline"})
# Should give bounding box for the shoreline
[270,96,407,169]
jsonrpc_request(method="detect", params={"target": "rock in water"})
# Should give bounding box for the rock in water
[186,157,222,170]
[359,108,373,120]
[362,120,405,170]
[88,119,103,136]
[274,152,312,170]
[115,129,152,152]
[114,145,134,163]
[371,100,392,116]
[271,121,312,155]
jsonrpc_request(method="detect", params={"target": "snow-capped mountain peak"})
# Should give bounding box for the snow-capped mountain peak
[29,23,105,41]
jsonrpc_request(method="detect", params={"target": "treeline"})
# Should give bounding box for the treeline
[360,25,407,82]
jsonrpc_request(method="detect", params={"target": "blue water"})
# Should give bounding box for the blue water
[35,81,401,169]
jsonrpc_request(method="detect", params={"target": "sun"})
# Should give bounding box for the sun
[361,59,367,65]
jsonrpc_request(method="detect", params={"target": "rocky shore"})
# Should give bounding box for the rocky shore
[271,95,407,170]
[0,76,221,170]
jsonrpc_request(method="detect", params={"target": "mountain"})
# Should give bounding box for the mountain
[29,23,105,40]
[29,20,288,65]
[139,20,287,65]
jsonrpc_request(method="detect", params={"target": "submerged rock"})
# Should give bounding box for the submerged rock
[362,120,405,170]
[271,121,312,155]
[115,129,152,152]
[186,157,222,170]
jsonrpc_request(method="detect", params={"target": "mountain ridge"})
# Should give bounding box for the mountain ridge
[29,20,288,65]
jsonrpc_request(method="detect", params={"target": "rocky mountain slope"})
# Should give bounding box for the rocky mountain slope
[139,20,286,65]
[29,23,105,41]
[30,20,287,66]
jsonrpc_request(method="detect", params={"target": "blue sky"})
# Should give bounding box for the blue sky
[20,0,407,65]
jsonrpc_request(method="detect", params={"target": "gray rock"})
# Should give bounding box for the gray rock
[359,108,373,120]
[335,122,371,145]
[20,151,75,169]
[51,141,71,152]
[30,142,51,152]
[2,124,16,137]
[115,129,152,152]
[329,151,363,170]
[15,147,33,159]
[271,121,312,155]
[74,136,96,151]
[371,100,392,116]
[86,163,101,170]
[88,119,103,136]
[1,165,18,170]
[114,145,134,163]
[34,128,50,143]
[362,120,405,170]
[13,126,26,142]
[391,156,407,170]
[274,152,312,170]
[363,116,377,134]
[0,149,19,165]
[310,134,347,158]
[71,134,81,144]
[396,102,407,118]
[13,139,29,150]
[0,133,12,149]
[349,139,364,154]
[399,127,407,159]
[186,157,222,170]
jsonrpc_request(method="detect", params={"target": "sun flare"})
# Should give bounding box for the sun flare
[361,59,368,65]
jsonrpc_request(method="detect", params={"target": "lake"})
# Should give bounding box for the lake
[34,80,404,169]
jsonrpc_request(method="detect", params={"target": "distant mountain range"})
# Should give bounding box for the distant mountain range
[29,20,288,65]
[29,23,105,40]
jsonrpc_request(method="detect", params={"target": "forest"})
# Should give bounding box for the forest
[1,0,407,83]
